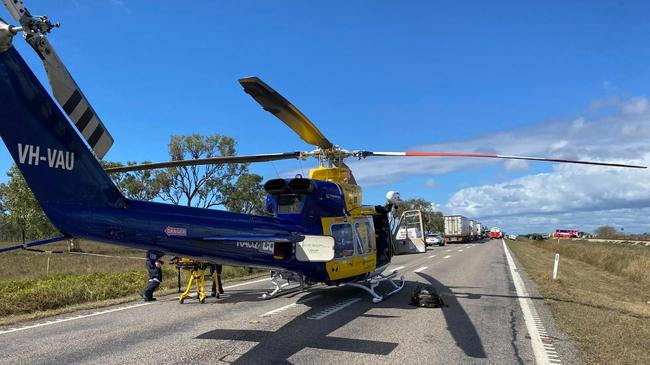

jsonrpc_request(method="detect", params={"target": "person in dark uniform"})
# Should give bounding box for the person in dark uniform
[141,250,164,302]
[210,264,224,297]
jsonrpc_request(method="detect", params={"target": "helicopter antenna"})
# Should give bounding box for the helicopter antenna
[270,161,281,179]
[298,158,305,177]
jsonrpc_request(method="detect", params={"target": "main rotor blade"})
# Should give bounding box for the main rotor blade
[239,77,333,149]
[104,152,303,173]
[363,151,647,169]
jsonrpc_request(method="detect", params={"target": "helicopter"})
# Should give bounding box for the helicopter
[0,1,645,302]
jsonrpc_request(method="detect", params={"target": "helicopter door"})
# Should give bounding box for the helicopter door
[393,210,427,254]
[322,217,378,281]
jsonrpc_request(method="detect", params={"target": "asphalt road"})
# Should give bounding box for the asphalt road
[0,239,578,364]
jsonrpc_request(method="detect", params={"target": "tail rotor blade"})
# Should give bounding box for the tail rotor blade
[362,151,647,169]
[2,0,114,159]
[26,35,114,159]
[1,0,31,23]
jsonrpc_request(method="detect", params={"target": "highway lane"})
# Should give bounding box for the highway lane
[0,239,577,364]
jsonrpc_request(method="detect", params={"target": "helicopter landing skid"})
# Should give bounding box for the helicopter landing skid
[346,270,405,303]
[261,271,306,300]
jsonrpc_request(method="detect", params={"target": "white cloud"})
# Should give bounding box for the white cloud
[437,96,650,233]
[503,159,529,172]
[423,178,436,189]
[446,156,650,218]
[622,97,648,115]
[349,96,650,186]
[109,0,131,13]
[281,96,650,232]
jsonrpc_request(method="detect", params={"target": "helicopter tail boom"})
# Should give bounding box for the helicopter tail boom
[0,47,125,217]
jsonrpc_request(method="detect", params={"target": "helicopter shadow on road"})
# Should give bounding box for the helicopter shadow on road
[414,272,487,359]
[195,274,486,364]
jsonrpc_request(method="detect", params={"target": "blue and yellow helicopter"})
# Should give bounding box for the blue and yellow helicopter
[0,1,645,302]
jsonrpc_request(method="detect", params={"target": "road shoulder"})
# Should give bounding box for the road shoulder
[504,240,582,365]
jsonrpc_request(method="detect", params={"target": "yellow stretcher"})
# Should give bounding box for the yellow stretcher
[173,258,220,304]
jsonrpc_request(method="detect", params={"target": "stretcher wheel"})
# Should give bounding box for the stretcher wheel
[199,297,205,304]
[179,298,184,304]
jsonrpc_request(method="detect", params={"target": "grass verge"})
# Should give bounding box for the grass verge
[0,242,267,325]
[506,238,650,365]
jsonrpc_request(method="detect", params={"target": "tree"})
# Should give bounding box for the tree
[222,173,267,215]
[394,198,444,233]
[104,134,266,213]
[0,189,18,241]
[157,134,247,208]
[0,165,58,242]
[103,161,163,201]
[595,225,618,239]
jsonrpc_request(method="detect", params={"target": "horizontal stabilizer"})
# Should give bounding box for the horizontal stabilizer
[0,236,68,254]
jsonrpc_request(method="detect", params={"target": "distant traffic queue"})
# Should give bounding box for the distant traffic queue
[443,215,488,244]
[553,229,585,238]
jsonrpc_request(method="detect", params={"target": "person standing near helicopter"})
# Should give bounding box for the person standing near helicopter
[141,250,164,301]
[209,263,224,297]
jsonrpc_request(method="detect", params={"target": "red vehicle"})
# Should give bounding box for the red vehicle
[554,229,583,238]
[489,227,503,239]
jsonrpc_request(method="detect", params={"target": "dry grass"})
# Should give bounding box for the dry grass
[507,239,650,365]
[0,241,147,280]
[526,238,650,284]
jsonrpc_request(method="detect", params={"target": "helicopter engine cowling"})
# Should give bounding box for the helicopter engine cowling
[264,178,347,234]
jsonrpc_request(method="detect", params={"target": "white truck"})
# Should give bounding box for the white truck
[474,222,483,240]
[468,220,475,241]
[444,215,472,244]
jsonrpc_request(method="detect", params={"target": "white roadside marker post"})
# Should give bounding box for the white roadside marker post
[552,253,560,280]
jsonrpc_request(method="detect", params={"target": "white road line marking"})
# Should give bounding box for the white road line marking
[391,266,405,271]
[223,277,270,289]
[458,249,464,252]
[443,255,452,259]
[413,266,428,273]
[502,239,555,365]
[428,255,436,258]
[0,276,272,336]
[0,303,151,335]
[260,295,322,317]
[260,303,296,317]
[307,298,361,320]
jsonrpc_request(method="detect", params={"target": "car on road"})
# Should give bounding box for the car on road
[425,233,444,246]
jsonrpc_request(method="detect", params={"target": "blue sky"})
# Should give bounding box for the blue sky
[2,1,650,234]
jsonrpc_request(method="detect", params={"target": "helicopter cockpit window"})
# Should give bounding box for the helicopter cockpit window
[331,223,354,258]
[277,194,304,214]
[354,221,373,255]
